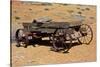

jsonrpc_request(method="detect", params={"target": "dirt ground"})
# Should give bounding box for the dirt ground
[11,1,96,67]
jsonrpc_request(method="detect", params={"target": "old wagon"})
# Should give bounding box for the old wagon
[15,16,93,53]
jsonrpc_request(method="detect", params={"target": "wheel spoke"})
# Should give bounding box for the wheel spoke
[78,24,93,45]
[51,29,73,53]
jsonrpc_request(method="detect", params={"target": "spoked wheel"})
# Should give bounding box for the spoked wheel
[63,28,73,53]
[51,35,66,52]
[15,29,26,47]
[51,29,72,53]
[78,24,93,45]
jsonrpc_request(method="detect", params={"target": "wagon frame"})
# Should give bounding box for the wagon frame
[15,19,93,53]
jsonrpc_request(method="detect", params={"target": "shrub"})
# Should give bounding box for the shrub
[62,4,68,6]
[77,7,80,9]
[67,10,74,13]
[85,8,90,10]
[15,16,20,20]
[44,8,49,11]
[81,9,85,11]
[90,17,94,19]
[77,11,82,14]
[41,3,52,6]
[29,8,32,10]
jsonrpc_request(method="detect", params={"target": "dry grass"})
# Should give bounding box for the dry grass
[11,1,96,67]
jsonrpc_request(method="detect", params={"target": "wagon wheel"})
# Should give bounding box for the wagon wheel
[63,28,73,53]
[15,29,29,48]
[51,29,72,53]
[15,29,25,47]
[78,24,93,45]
